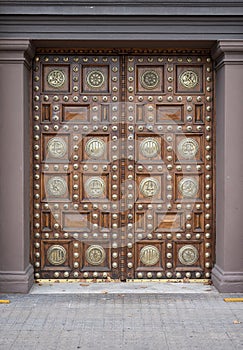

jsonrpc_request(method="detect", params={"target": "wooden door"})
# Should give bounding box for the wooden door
[32,49,214,281]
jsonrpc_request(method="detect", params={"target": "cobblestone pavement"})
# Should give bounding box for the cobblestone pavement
[0,289,243,350]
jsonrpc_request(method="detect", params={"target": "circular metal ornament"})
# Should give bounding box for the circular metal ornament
[46,176,67,196]
[140,138,160,158]
[86,245,106,265]
[140,245,160,266]
[47,137,67,158]
[85,138,106,159]
[178,177,199,198]
[85,177,105,198]
[180,70,198,88]
[140,177,160,197]
[47,245,67,265]
[177,138,199,159]
[47,70,65,88]
[86,70,105,88]
[178,245,199,265]
[141,70,160,89]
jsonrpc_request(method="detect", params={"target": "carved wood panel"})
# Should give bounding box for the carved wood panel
[32,49,214,281]
[125,54,214,280]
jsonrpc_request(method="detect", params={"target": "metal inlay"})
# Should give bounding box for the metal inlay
[85,138,106,159]
[178,177,199,198]
[47,70,65,88]
[140,138,160,158]
[178,245,199,265]
[141,70,160,89]
[47,137,67,158]
[86,245,106,265]
[180,70,198,88]
[177,138,199,159]
[140,245,160,266]
[47,245,67,265]
[46,176,67,196]
[140,177,160,197]
[85,177,105,197]
[86,70,105,88]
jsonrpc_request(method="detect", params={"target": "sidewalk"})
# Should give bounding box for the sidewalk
[0,282,243,350]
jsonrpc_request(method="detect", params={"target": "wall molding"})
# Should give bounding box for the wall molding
[0,39,35,69]
[1,1,243,16]
[0,264,34,294]
[1,16,243,41]
[212,40,243,70]
[212,265,243,293]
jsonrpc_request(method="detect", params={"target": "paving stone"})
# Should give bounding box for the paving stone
[0,288,243,350]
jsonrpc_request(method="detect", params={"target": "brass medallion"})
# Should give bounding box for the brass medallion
[85,177,105,198]
[140,138,160,158]
[140,177,160,197]
[177,138,199,159]
[47,70,65,88]
[180,70,198,88]
[85,138,106,159]
[46,176,67,196]
[47,245,67,265]
[141,70,160,89]
[47,137,67,158]
[140,245,160,266]
[178,177,199,198]
[86,70,105,88]
[86,245,106,265]
[178,245,199,265]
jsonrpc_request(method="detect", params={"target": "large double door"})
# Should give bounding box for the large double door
[32,49,214,280]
